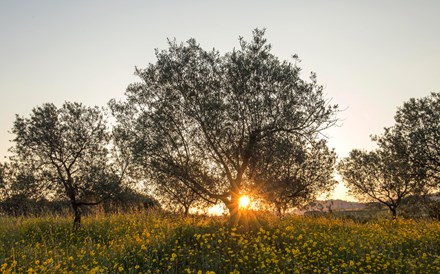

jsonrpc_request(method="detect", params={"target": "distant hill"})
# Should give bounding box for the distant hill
[294,199,379,215]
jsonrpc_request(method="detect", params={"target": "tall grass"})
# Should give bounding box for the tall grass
[0,211,439,273]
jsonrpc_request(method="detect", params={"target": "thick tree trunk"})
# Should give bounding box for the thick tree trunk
[227,196,241,226]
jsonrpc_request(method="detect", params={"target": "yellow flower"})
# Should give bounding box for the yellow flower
[170,253,177,261]
[88,266,100,274]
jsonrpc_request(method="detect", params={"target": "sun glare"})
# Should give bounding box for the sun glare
[239,195,251,209]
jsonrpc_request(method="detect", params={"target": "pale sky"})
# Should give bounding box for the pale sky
[1,1,439,201]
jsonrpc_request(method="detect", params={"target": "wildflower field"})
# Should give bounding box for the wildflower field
[0,212,439,274]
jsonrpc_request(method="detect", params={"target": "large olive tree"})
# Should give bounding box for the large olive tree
[111,29,338,223]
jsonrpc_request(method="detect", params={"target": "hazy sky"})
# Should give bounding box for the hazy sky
[1,1,439,201]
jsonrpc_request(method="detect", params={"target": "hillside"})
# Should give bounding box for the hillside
[295,199,377,215]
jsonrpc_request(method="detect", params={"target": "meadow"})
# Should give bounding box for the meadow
[0,211,439,274]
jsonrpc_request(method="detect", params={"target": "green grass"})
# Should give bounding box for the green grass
[0,212,439,273]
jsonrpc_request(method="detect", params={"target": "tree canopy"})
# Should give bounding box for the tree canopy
[255,138,337,215]
[338,147,418,219]
[391,92,439,184]
[111,29,338,222]
[338,92,439,218]
[10,102,123,226]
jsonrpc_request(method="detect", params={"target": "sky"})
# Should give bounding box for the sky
[1,1,439,201]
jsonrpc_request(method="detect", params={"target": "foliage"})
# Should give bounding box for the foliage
[0,163,7,200]
[387,92,439,187]
[254,138,337,215]
[0,213,439,273]
[110,29,338,222]
[100,187,161,213]
[399,194,440,220]
[0,189,159,217]
[7,163,46,201]
[10,102,122,226]
[338,93,440,219]
[0,195,70,217]
[338,147,419,219]
[151,175,210,215]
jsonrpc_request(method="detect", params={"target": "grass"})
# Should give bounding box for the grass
[0,211,439,273]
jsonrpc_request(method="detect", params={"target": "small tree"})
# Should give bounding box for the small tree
[111,29,338,224]
[10,102,122,227]
[338,93,439,219]
[338,146,419,219]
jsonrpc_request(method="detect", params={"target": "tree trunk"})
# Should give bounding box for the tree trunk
[222,191,260,231]
[276,205,282,217]
[72,201,82,229]
[389,206,397,220]
[66,176,82,229]
[184,205,189,216]
[227,194,241,227]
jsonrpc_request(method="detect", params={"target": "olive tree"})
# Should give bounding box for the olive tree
[338,93,439,219]
[11,102,122,227]
[375,92,440,218]
[391,92,439,184]
[111,29,338,223]
[339,147,420,219]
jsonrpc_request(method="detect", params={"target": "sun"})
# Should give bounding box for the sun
[239,195,251,209]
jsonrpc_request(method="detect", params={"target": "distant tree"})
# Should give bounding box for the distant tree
[110,29,338,224]
[5,161,47,201]
[339,93,440,219]
[399,194,440,220]
[10,102,122,227]
[151,174,211,215]
[338,143,421,219]
[0,162,57,216]
[369,92,440,218]
[101,187,160,213]
[254,138,337,215]
[0,162,8,201]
